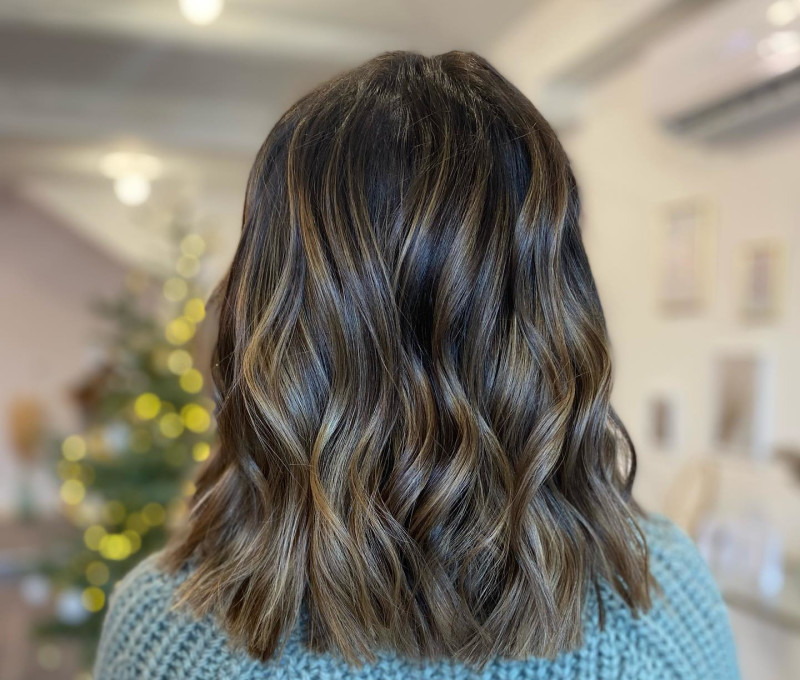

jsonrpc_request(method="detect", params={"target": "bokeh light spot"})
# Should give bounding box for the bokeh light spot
[62,435,87,461]
[60,479,85,505]
[180,368,203,393]
[134,393,161,420]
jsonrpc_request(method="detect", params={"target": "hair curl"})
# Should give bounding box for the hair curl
[164,50,652,670]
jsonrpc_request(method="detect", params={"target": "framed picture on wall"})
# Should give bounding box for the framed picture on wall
[647,394,678,452]
[712,352,770,458]
[739,240,785,323]
[656,198,715,314]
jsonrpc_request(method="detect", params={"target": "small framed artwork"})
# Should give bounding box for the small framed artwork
[647,394,677,452]
[739,240,785,323]
[656,198,715,315]
[712,353,771,458]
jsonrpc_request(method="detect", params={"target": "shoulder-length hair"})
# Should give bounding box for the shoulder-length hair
[164,49,652,669]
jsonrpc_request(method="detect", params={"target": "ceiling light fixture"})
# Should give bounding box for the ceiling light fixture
[767,1,797,27]
[758,30,800,58]
[100,152,162,207]
[113,175,151,206]
[179,0,224,26]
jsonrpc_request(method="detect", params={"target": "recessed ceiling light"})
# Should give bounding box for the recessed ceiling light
[114,175,151,206]
[179,0,224,26]
[100,152,162,207]
[758,30,800,59]
[767,1,797,27]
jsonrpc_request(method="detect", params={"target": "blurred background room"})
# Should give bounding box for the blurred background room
[1,1,799,678]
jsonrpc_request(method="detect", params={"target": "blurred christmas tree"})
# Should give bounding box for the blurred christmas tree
[31,225,217,667]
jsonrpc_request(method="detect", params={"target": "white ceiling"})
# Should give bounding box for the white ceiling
[0,0,711,276]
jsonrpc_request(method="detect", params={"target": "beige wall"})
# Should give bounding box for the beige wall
[561,57,800,679]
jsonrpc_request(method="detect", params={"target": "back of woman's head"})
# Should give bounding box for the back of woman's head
[166,49,651,669]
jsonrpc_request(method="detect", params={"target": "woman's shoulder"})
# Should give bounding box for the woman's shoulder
[580,512,740,679]
[93,552,257,680]
[94,515,740,680]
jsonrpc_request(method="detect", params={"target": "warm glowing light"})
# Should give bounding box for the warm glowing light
[134,393,161,420]
[62,435,86,461]
[163,277,189,302]
[182,480,196,497]
[192,441,211,462]
[182,404,211,433]
[176,254,200,278]
[60,479,85,505]
[759,30,800,58]
[86,561,110,586]
[167,349,193,375]
[124,529,142,553]
[180,368,204,393]
[159,413,184,438]
[165,317,195,345]
[179,0,224,25]
[100,152,161,206]
[82,586,106,612]
[114,174,151,206]
[99,533,132,560]
[183,298,206,322]
[767,1,797,26]
[84,525,107,551]
[181,233,206,256]
[142,502,167,526]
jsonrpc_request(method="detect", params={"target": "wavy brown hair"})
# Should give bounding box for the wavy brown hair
[164,50,652,669]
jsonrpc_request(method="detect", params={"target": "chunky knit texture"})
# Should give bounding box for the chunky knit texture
[94,514,740,679]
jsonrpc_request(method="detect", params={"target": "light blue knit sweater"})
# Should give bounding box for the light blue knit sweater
[94,514,740,679]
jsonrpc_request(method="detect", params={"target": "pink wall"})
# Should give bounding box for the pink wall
[0,188,124,516]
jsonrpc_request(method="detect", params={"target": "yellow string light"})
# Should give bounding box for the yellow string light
[176,254,200,278]
[167,349,193,375]
[123,529,142,554]
[81,586,106,612]
[84,525,107,551]
[86,561,110,586]
[134,393,161,420]
[159,413,184,438]
[179,368,203,393]
[142,502,166,527]
[180,233,206,257]
[183,298,206,322]
[165,317,195,345]
[99,533,132,560]
[181,404,211,433]
[61,435,86,461]
[163,277,188,302]
[60,479,85,505]
[192,441,210,462]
